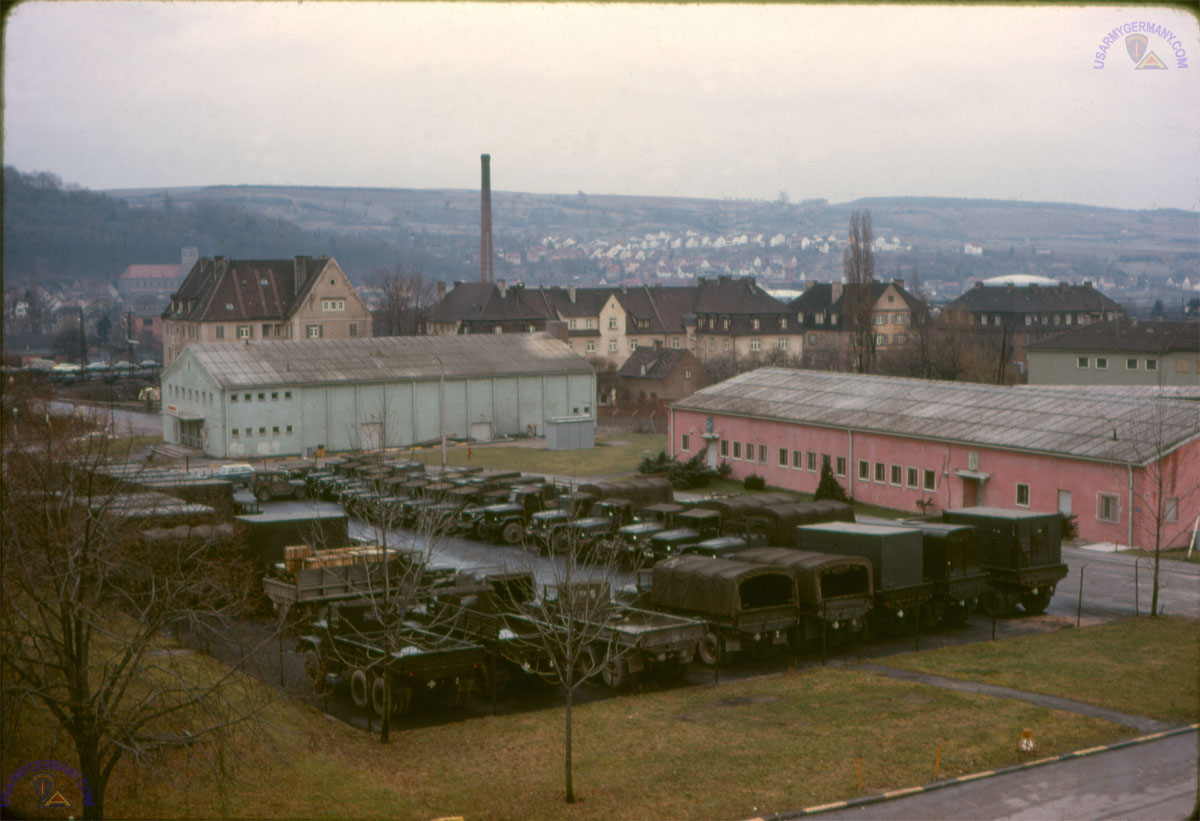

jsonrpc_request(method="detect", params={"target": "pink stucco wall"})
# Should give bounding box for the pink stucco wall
[670,408,1199,549]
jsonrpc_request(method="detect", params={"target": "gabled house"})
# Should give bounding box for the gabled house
[615,343,706,410]
[790,279,927,370]
[161,256,371,365]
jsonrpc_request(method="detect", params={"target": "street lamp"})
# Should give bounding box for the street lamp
[431,354,446,470]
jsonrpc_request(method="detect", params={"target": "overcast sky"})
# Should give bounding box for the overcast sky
[4,2,1198,210]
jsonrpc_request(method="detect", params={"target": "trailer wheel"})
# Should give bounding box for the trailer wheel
[502,521,524,545]
[256,486,272,503]
[349,669,370,709]
[697,631,723,666]
[1020,587,1053,615]
[303,650,333,696]
[601,651,629,689]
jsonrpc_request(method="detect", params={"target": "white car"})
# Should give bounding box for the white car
[215,463,255,487]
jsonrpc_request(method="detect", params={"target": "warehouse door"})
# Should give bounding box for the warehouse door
[360,422,382,452]
[1057,490,1072,516]
[470,421,492,442]
[962,477,981,507]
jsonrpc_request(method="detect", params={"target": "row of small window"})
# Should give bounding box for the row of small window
[170,384,215,404]
[231,425,293,438]
[1077,356,1157,371]
[322,299,345,312]
[700,315,790,331]
[231,390,293,402]
[856,460,939,492]
[1094,493,1178,524]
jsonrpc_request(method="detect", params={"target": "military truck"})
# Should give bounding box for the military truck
[734,547,873,649]
[297,603,486,716]
[644,508,723,563]
[250,469,307,502]
[796,522,932,635]
[263,544,420,619]
[476,485,558,545]
[680,536,750,559]
[901,521,990,623]
[650,556,799,664]
[942,507,1067,617]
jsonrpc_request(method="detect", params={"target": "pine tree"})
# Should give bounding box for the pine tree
[814,461,849,502]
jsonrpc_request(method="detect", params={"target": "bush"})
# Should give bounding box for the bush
[716,460,732,479]
[637,450,718,489]
[814,462,849,503]
[743,473,766,490]
[1062,513,1079,541]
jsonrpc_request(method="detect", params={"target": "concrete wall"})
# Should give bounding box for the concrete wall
[670,407,1200,549]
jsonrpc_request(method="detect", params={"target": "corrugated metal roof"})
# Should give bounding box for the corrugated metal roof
[173,333,593,388]
[672,368,1200,466]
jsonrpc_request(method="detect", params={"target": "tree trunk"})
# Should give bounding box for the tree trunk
[381,666,391,743]
[564,684,575,803]
[75,736,108,820]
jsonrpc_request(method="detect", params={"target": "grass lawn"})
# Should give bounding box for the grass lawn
[406,432,667,478]
[8,617,1195,820]
[885,616,1200,725]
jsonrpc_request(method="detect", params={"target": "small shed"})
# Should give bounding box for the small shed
[545,415,595,451]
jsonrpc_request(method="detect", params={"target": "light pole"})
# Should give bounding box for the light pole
[432,354,446,470]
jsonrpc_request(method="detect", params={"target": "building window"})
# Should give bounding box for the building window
[684,368,693,379]
[286,425,293,434]
[793,450,803,469]
[923,469,936,491]
[307,324,323,338]
[1096,357,1108,369]
[215,325,225,340]
[609,340,617,352]
[745,442,754,461]
[258,427,266,436]
[808,334,817,345]
[1165,497,1178,523]
[815,313,825,325]
[245,428,252,437]
[322,299,345,311]
[720,440,728,458]
[890,465,902,485]
[750,339,761,351]
[830,313,838,325]
[751,318,760,330]
[1097,493,1119,523]
[1126,358,1138,370]
[836,457,846,477]
[758,444,767,464]
[244,393,252,401]
[272,426,280,435]
[874,462,886,483]
[801,451,812,472]
[349,323,358,337]
[494,326,503,334]
[271,392,279,400]
[907,467,918,488]
[258,393,265,401]
[778,338,789,350]
[284,391,292,399]
[569,319,577,330]
[238,325,251,339]
[263,323,272,337]
[231,394,238,402]
[779,448,788,467]
[858,460,870,480]
[672,338,681,349]
[1077,356,1089,369]
[681,434,691,452]
[732,442,742,459]
[585,319,594,330]
[630,340,638,350]
[873,314,887,325]
[822,454,831,471]
[723,340,730,352]
[1146,358,1158,371]
[586,341,596,352]
[874,334,887,345]
[780,317,788,329]
[1016,483,1030,507]
[894,334,907,344]
[231,428,239,437]
[722,318,729,329]
[608,317,617,330]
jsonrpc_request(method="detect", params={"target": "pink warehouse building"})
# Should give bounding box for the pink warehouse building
[669,369,1199,549]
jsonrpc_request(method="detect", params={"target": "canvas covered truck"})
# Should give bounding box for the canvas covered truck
[796,522,933,634]
[942,507,1067,617]
[650,556,799,665]
[736,500,855,547]
[905,521,990,623]
[733,547,874,648]
[297,603,486,717]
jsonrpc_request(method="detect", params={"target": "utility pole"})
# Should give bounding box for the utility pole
[432,354,447,470]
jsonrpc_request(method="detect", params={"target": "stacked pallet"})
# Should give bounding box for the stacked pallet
[283,544,392,575]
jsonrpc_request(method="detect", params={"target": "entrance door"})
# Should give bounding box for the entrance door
[962,477,980,507]
[1058,490,1072,516]
[705,440,718,469]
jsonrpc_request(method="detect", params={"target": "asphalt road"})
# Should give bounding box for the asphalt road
[818,729,1198,821]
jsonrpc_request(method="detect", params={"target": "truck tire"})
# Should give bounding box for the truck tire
[350,669,370,709]
[303,650,333,697]
[697,631,723,666]
[601,651,629,689]
[981,588,1008,618]
[370,675,389,717]
[293,486,306,500]
[1020,587,1053,615]
[551,530,570,555]
[256,486,272,502]
[502,521,524,545]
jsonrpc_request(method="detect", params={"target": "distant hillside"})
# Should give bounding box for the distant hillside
[2,168,462,287]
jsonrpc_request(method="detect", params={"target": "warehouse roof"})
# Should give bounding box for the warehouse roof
[671,368,1200,466]
[169,333,593,388]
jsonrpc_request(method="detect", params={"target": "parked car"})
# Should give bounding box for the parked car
[215,463,255,487]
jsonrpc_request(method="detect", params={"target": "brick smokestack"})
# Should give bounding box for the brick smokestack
[480,154,494,283]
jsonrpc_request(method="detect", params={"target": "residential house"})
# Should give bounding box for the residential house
[790,279,928,370]
[615,343,706,410]
[118,247,198,311]
[944,280,1124,374]
[162,256,371,365]
[1027,319,1199,386]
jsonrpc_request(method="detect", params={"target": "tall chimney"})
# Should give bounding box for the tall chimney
[480,154,494,283]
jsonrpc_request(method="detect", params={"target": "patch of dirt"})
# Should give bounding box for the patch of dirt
[675,694,782,722]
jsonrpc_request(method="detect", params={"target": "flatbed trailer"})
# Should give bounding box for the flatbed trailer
[262,544,421,618]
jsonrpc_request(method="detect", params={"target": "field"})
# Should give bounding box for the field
[3,617,1195,820]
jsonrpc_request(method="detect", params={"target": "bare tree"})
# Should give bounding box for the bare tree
[1,395,274,819]
[369,259,437,337]
[843,209,876,373]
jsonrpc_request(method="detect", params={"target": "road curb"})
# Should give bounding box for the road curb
[754,723,1199,820]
